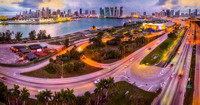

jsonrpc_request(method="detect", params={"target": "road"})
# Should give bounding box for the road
[193,22,200,105]
[153,22,194,105]
[0,18,186,99]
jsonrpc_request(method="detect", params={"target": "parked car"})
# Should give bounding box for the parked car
[94,79,100,84]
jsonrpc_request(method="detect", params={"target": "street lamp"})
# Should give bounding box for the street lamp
[61,61,64,78]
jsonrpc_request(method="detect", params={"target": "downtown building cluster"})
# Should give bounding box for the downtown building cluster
[152,9,199,17]
[100,6,123,18]
[15,7,98,19]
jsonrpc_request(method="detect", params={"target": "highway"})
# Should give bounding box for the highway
[153,22,194,105]
[193,22,200,105]
[0,30,172,98]
[0,18,186,100]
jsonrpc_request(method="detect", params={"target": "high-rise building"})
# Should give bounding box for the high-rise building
[171,10,174,17]
[194,9,198,16]
[91,10,96,15]
[67,9,71,16]
[110,7,114,16]
[166,9,171,17]
[29,9,31,14]
[189,9,191,16]
[57,9,61,16]
[114,6,117,16]
[80,8,82,15]
[143,12,146,16]
[175,10,180,17]
[46,7,49,18]
[100,8,105,18]
[105,7,110,17]
[120,6,123,16]
[85,10,89,15]
[74,11,79,16]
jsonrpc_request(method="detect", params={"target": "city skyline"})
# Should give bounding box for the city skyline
[0,0,200,16]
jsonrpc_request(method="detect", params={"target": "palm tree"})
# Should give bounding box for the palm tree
[43,89,52,105]
[35,92,45,104]
[20,87,30,105]
[3,86,12,105]
[52,91,61,105]
[12,84,20,105]
[60,89,67,104]
[94,85,101,105]
[118,44,124,56]
[105,77,114,99]
[15,32,23,41]
[66,88,76,105]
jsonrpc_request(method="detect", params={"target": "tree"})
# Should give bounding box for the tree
[0,82,7,103]
[15,32,23,41]
[64,38,69,48]
[94,79,107,105]
[29,30,36,40]
[60,89,67,104]
[66,88,76,105]
[47,34,51,39]
[5,30,13,41]
[105,77,114,99]
[37,30,47,40]
[64,62,74,73]
[43,89,52,105]
[3,87,12,105]
[35,92,45,104]
[20,87,30,105]
[12,84,20,105]
[52,91,61,105]
[97,31,104,38]
[76,96,89,105]
[73,62,85,71]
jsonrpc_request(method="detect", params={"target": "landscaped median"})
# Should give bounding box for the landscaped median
[140,28,185,66]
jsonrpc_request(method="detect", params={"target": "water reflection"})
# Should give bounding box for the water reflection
[0,18,140,38]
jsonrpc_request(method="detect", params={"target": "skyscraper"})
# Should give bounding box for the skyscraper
[189,9,191,16]
[194,9,198,16]
[110,7,114,16]
[100,8,105,18]
[114,6,117,16]
[143,12,146,16]
[91,10,96,15]
[171,10,174,17]
[57,9,61,16]
[67,9,71,16]
[175,10,180,17]
[166,9,171,17]
[46,7,49,18]
[105,7,110,17]
[120,6,123,16]
[85,10,89,15]
[80,8,82,15]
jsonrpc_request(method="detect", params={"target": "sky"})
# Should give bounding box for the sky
[0,0,200,16]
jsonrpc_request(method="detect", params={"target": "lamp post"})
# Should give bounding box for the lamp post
[61,61,63,78]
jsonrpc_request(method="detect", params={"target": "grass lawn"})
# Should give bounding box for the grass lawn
[21,64,102,78]
[184,45,196,105]
[83,35,161,64]
[140,30,184,66]
[140,38,174,65]
[9,81,160,105]
[100,81,160,105]
[48,41,62,45]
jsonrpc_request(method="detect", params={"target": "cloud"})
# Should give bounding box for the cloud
[12,0,44,9]
[171,0,179,5]
[156,0,169,5]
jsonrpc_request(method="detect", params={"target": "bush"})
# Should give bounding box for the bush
[64,62,74,73]
[104,50,121,60]
[45,63,57,74]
